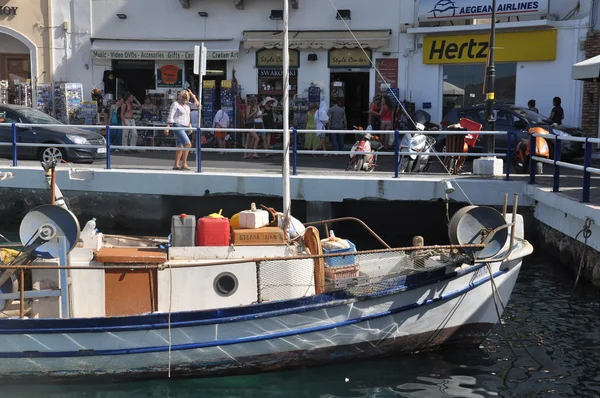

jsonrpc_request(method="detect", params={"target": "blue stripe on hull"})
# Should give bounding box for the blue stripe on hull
[0,268,507,359]
[0,262,492,335]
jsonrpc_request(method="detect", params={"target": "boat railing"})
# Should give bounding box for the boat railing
[0,122,515,179]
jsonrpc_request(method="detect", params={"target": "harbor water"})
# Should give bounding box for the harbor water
[1,251,600,397]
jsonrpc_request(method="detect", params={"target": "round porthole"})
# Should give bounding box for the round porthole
[213,272,238,297]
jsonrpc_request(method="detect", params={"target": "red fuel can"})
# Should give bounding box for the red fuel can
[196,217,231,246]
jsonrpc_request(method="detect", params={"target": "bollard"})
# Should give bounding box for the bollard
[553,136,561,193]
[105,125,111,170]
[11,123,17,167]
[394,129,400,178]
[196,127,202,173]
[528,133,536,184]
[505,131,511,181]
[412,236,424,247]
[583,138,592,203]
[292,127,298,176]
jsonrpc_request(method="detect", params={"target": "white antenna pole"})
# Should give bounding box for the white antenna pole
[282,0,291,236]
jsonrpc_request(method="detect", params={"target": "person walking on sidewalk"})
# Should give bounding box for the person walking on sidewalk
[328,99,346,153]
[165,91,195,170]
[120,93,141,152]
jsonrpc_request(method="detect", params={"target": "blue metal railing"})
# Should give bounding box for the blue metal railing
[530,132,600,203]
[1,122,516,178]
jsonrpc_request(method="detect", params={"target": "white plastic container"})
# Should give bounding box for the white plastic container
[239,203,270,229]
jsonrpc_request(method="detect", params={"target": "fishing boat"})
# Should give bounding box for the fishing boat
[0,1,532,382]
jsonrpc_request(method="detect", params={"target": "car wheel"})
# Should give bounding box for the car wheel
[39,145,65,163]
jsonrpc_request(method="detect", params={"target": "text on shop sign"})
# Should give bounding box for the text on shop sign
[422,30,556,64]
[91,50,239,60]
[0,6,18,16]
[256,49,300,68]
[328,48,372,68]
[418,0,548,21]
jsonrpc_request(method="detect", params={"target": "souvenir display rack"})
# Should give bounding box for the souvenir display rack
[202,80,216,128]
[36,83,53,114]
[53,83,83,124]
[0,81,8,105]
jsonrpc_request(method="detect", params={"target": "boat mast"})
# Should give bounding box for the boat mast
[282,0,291,235]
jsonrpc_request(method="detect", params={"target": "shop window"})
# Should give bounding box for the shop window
[442,63,516,118]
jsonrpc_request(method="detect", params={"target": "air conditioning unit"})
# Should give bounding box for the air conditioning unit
[400,23,413,33]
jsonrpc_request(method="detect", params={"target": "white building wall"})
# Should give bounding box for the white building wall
[515,22,588,127]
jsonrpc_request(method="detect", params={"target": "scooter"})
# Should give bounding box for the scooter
[347,127,383,172]
[398,110,438,173]
[514,127,550,174]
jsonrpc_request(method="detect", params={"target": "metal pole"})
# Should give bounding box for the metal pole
[11,122,17,167]
[292,127,297,176]
[394,129,400,178]
[483,0,497,155]
[105,125,111,170]
[505,131,511,181]
[282,0,291,236]
[196,127,202,173]
[553,136,561,192]
[583,138,592,203]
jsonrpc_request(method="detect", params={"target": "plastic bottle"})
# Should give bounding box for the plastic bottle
[81,218,97,235]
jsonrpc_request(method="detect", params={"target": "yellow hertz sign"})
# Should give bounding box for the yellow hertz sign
[423,30,556,64]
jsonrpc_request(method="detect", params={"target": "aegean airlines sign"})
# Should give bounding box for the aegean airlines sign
[418,0,549,21]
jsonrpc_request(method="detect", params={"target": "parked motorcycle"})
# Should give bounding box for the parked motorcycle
[514,127,550,174]
[443,117,481,175]
[398,110,438,173]
[347,127,383,172]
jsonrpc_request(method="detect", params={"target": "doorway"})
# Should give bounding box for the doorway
[330,71,370,130]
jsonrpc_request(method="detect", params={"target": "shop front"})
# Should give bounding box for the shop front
[91,40,239,133]
[420,29,557,119]
[0,1,51,107]
[243,29,392,131]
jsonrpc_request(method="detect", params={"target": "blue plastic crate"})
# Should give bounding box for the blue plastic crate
[323,241,357,267]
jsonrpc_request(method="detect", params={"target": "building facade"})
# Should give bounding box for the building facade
[0,0,53,106]
[39,0,594,131]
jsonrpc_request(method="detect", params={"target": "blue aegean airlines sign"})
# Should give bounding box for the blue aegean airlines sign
[418,0,549,21]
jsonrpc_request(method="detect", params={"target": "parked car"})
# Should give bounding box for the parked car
[0,104,106,164]
[437,105,584,160]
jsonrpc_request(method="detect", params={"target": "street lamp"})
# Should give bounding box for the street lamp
[483,0,497,154]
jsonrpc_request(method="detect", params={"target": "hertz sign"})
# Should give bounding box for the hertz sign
[423,30,556,64]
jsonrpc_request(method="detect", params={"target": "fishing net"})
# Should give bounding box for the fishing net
[255,246,475,302]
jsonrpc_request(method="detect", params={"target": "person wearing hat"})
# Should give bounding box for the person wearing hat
[528,99,539,114]
[262,97,276,154]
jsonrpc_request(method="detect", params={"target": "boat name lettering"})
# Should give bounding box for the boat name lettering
[238,234,280,240]
[0,6,17,16]
[428,39,488,61]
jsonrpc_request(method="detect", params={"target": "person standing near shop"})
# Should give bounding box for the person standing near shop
[262,97,276,152]
[328,99,347,153]
[165,91,193,170]
[549,96,564,125]
[315,101,330,156]
[109,97,123,150]
[368,95,381,130]
[213,104,230,154]
[304,103,319,154]
[527,99,539,113]
[379,96,394,149]
[120,93,141,152]
[244,96,261,159]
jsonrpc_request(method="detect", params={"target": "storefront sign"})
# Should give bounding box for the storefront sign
[256,49,300,68]
[328,48,372,68]
[418,0,549,21]
[375,58,399,94]
[156,63,183,88]
[91,50,239,60]
[423,29,556,64]
[258,69,298,77]
[0,6,18,16]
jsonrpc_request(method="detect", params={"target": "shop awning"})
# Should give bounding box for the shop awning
[90,39,240,60]
[443,82,464,96]
[242,30,391,50]
[572,55,600,82]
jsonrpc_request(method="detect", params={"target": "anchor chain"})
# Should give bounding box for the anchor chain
[572,217,594,296]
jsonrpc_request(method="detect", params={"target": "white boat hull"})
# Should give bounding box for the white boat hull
[0,241,530,380]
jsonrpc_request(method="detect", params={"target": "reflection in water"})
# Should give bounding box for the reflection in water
[4,254,600,398]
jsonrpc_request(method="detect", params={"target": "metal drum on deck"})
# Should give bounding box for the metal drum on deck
[448,206,509,260]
